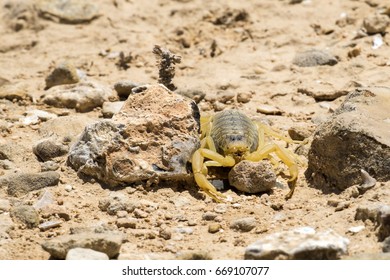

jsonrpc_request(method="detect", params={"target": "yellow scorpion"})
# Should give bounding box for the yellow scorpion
[191,109,299,202]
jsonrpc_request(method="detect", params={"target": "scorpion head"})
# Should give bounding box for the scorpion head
[222,134,251,161]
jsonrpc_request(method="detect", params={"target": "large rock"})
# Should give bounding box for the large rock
[68,84,200,186]
[42,232,123,259]
[245,227,349,260]
[306,87,390,191]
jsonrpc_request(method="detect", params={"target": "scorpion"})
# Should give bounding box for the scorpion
[191,109,299,202]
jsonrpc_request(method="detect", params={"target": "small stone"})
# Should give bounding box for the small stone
[42,232,123,259]
[39,220,62,231]
[358,169,376,192]
[219,92,235,104]
[237,92,252,103]
[40,161,60,171]
[66,248,109,260]
[208,223,221,233]
[21,109,57,125]
[288,125,314,141]
[245,228,349,260]
[113,81,140,99]
[229,160,276,193]
[176,88,206,103]
[40,205,71,221]
[230,217,256,232]
[33,138,68,161]
[2,171,60,197]
[383,236,390,253]
[202,212,217,221]
[133,208,148,219]
[33,190,55,209]
[98,194,139,215]
[256,104,282,115]
[102,101,124,118]
[175,227,193,234]
[293,49,338,67]
[116,217,137,229]
[159,227,172,240]
[214,204,227,214]
[348,225,365,234]
[362,14,389,35]
[10,205,39,228]
[64,185,73,192]
[0,83,31,101]
[45,61,80,90]
[177,251,212,260]
[116,211,127,218]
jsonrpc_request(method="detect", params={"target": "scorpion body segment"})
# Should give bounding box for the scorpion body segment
[192,109,299,202]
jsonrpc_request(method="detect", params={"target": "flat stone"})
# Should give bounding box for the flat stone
[298,87,349,101]
[68,84,200,186]
[0,83,31,101]
[45,61,80,89]
[66,247,109,260]
[1,171,60,197]
[10,205,39,228]
[39,220,62,231]
[41,81,112,112]
[230,217,256,232]
[102,101,124,118]
[229,160,276,193]
[245,227,349,260]
[37,0,101,24]
[307,87,390,191]
[256,104,282,115]
[293,49,338,67]
[42,232,123,259]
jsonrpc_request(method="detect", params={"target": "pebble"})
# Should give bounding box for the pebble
[219,92,235,104]
[102,101,124,118]
[202,212,218,221]
[213,204,227,214]
[64,185,73,192]
[362,14,389,35]
[42,232,123,259]
[1,171,60,197]
[383,236,390,253]
[358,169,376,192]
[288,125,314,141]
[98,194,139,215]
[10,205,39,228]
[245,227,349,260]
[45,61,80,90]
[39,220,62,231]
[230,217,256,232]
[348,225,365,234]
[236,92,252,103]
[174,227,193,235]
[159,227,172,240]
[21,110,57,125]
[116,218,137,229]
[133,208,148,219]
[292,49,338,67]
[37,0,101,24]
[33,138,68,161]
[113,81,140,99]
[66,248,109,260]
[208,223,221,233]
[256,104,282,115]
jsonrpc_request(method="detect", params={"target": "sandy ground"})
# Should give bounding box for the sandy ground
[0,0,390,260]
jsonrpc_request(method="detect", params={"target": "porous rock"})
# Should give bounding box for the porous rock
[45,61,80,89]
[245,227,349,260]
[37,0,101,24]
[66,248,109,260]
[293,49,338,67]
[306,87,390,191]
[1,171,60,196]
[228,160,276,193]
[42,232,123,259]
[41,81,112,112]
[68,84,200,186]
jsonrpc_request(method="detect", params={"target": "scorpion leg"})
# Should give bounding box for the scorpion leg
[245,143,298,199]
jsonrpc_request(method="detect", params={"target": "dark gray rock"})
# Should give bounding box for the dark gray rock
[228,160,276,193]
[245,227,349,260]
[42,232,123,259]
[1,171,60,196]
[10,205,39,228]
[33,138,69,161]
[293,49,338,67]
[307,87,390,191]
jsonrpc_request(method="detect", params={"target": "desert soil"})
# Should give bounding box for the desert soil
[0,0,390,260]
